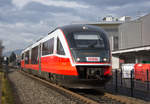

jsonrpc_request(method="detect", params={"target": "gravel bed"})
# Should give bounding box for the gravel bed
[8,70,78,104]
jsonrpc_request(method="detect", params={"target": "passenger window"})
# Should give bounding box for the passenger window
[31,46,38,64]
[42,38,54,56]
[57,38,65,55]
[25,51,29,64]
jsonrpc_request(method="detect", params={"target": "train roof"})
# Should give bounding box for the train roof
[21,24,106,54]
[58,24,105,33]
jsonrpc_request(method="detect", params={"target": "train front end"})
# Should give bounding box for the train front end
[61,25,112,88]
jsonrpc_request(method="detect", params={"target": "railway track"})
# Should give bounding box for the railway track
[7,66,148,104]
[71,89,123,104]
[71,89,145,104]
[19,70,99,104]
[17,70,144,104]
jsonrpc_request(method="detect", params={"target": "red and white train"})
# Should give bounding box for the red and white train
[21,24,112,88]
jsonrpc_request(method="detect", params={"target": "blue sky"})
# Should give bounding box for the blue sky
[0,0,150,52]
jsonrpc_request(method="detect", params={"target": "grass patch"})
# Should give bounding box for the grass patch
[0,72,15,104]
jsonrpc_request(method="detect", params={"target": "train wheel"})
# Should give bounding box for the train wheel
[49,73,56,84]
[56,78,61,86]
[53,74,58,84]
[48,73,61,85]
[48,73,54,83]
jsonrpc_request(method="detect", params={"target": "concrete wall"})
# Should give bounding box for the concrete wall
[119,21,142,49]
[93,24,120,51]
[103,27,118,51]
[119,14,150,50]
[142,15,150,46]
[117,14,150,64]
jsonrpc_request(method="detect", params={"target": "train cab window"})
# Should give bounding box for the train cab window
[31,46,38,64]
[25,51,29,64]
[73,33,105,48]
[42,38,54,56]
[57,38,65,55]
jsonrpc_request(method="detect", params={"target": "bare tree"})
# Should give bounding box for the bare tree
[0,40,4,65]
[0,40,4,56]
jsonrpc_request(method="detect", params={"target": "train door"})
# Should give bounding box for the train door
[56,37,66,72]
[38,43,42,73]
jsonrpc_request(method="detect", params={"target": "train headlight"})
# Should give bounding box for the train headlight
[103,58,107,62]
[77,58,80,61]
[83,26,88,30]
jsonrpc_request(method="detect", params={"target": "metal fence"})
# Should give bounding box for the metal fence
[105,69,150,101]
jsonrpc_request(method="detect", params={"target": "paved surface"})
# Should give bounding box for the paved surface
[8,70,78,104]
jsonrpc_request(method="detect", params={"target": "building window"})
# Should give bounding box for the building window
[57,38,65,55]
[25,51,29,64]
[42,38,54,56]
[31,46,38,64]
[113,36,118,50]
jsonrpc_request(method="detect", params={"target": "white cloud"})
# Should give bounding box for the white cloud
[51,12,85,25]
[1,0,150,53]
[12,0,89,9]
[0,22,48,52]
[106,6,121,11]
[0,11,87,52]
[12,0,30,9]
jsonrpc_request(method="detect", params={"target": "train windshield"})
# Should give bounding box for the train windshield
[73,33,104,48]
[65,31,110,62]
[62,26,110,62]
